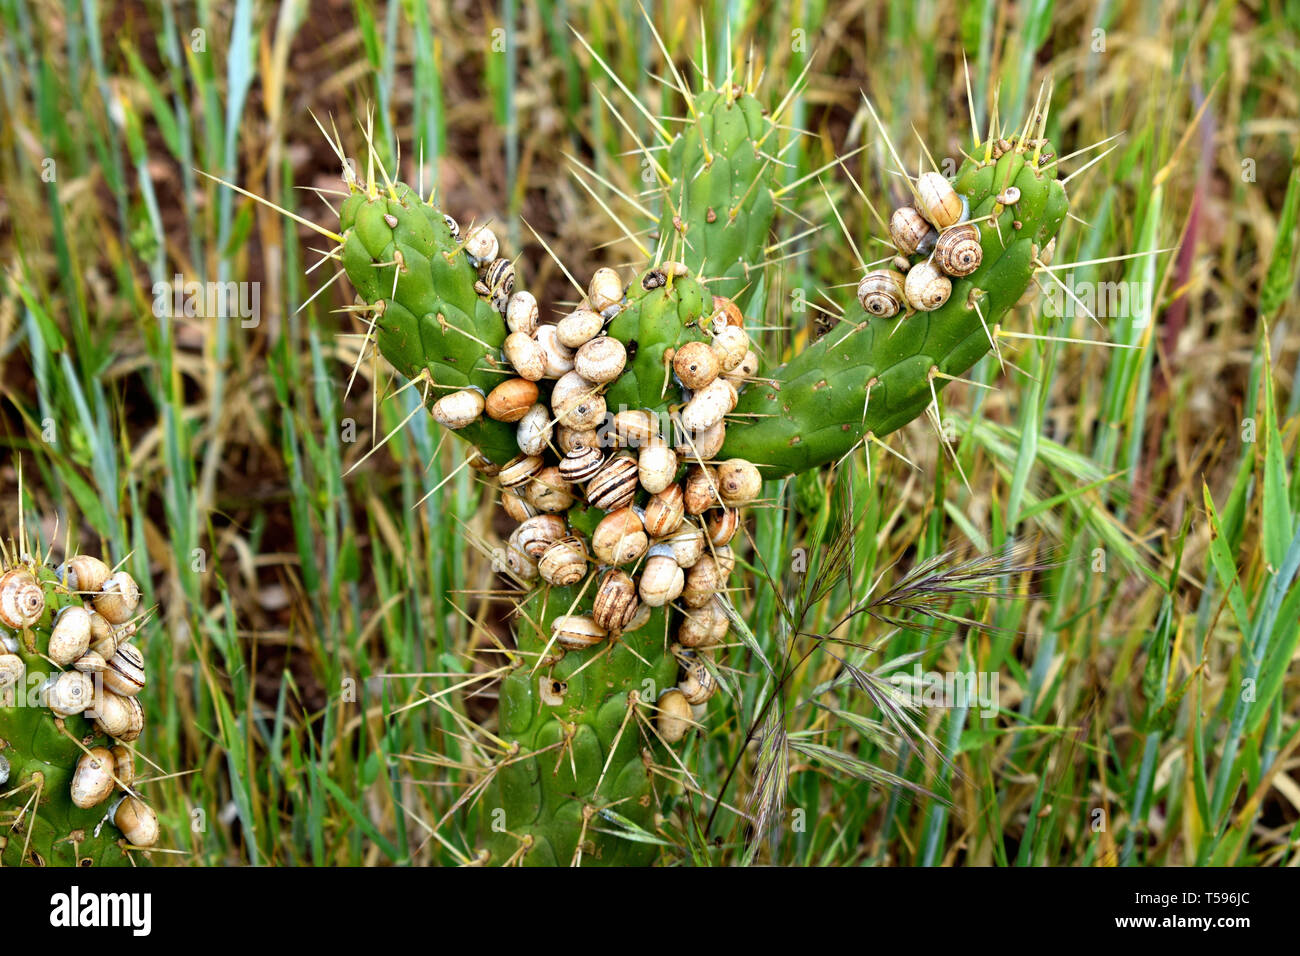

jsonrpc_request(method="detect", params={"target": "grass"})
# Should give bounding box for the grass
[0,0,1297,866]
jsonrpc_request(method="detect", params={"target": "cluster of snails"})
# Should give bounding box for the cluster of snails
[0,556,159,849]
[855,171,1012,318]
[426,223,762,745]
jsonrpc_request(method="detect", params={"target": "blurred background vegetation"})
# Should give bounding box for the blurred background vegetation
[0,0,1297,865]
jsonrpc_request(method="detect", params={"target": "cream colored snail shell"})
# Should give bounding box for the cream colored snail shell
[556,425,599,455]
[934,223,983,277]
[711,326,750,373]
[656,688,694,743]
[722,350,759,388]
[512,514,567,558]
[608,409,659,448]
[680,378,737,432]
[856,269,907,318]
[524,466,575,513]
[643,485,686,538]
[94,690,144,741]
[673,341,720,390]
[637,440,678,495]
[59,554,111,594]
[515,403,553,457]
[592,568,639,632]
[505,290,539,335]
[538,535,588,587]
[110,794,159,848]
[586,456,639,512]
[48,605,92,666]
[463,224,499,266]
[678,658,718,705]
[535,325,576,378]
[676,419,726,460]
[552,614,607,651]
[501,490,537,523]
[621,602,653,634]
[916,171,967,229]
[903,260,953,312]
[0,569,45,629]
[550,371,606,430]
[502,543,538,582]
[677,602,718,648]
[503,331,546,382]
[44,670,94,717]
[682,555,721,608]
[94,571,141,625]
[889,205,938,255]
[431,388,485,430]
[662,525,705,569]
[103,641,147,698]
[574,336,627,384]
[717,458,762,507]
[587,267,625,313]
[996,185,1021,205]
[591,508,648,566]
[556,309,604,350]
[0,652,25,689]
[74,649,107,673]
[71,747,116,810]
[639,550,685,608]
[705,507,740,546]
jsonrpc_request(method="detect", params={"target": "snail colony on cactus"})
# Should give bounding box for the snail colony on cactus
[0,552,159,864]
[429,226,763,743]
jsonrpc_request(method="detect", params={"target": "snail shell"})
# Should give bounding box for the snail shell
[110,795,159,848]
[484,257,516,303]
[678,658,717,705]
[709,596,731,643]
[916,171,967,229]
[43,670,94,717]
[676,419,726,460]
[70,747,116,809]
[499,454,543,489]
[111,744,135,790]
[637,440,678,495]
[643,485,686,537]
[463,224,499,266]
[515,403,553,457]
[621,602,653,634]
[503,331,546,382]
[673,341,719,390]
[59,555,111,594]
[682,555,721,608]
[94,571,140,626]
[534,325,575,379]
[856,269,907,318]
[710,296,745,332]
[574,336,627,384]
[591,508,648,566]
[683,465,721,515]
[556,309,604,350]
[890,205,938,255]
[431,388,485,430]
[443,214,460,241]
[538,535,589,587]
[513,514,567,558]
[501,489,538,523]
[934,223,983,277]
[722,350,759,388]
[608,409,659,449]
[467,447,501,477]
[524,466,575,513]
[552,615,607,651]
[48,605,92,666]
[592,569,639,632]
[677,602,718,648]
[502,543,538,582]
[710,326,750,372]
[661,525,705,569]
[539,676,567,707]
[94,690,144,741]
[505,290,539,335]
[705,508,740,546]
[88,611,116,656]
[556,425,599,455]
[681,378,737,432]
[717,458,762,507]
[558,445,605,483]
[0,653,25,689]
[74,649,107,673]
[638,549,685,608]
[0,569,44,629]
[656,689,693,743]
[586,456,640,512]
[550,371,606,430]
[587,267,625,313]
[485,377,539,422]
[713,545,736,578]
[903,260,953,312]
[996,185,1021,205]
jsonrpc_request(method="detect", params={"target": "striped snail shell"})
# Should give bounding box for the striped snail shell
[856,269,907,318]
[506,290,539,335]
[524,466,575,513]
[706,507,741,546]
[638,548,685,608]
[501,490,538,523]
[586,455,639,512]
[512,514,567,558]
[621,602,653,634]
[48,605,92,666]
[637,440,678,495]
[889,205,938,255]
[503,331,546,382]
[538,535,589,587]
[558,445,605,483]
[716,458,762,507]
[934,223,983,277]
[0,568,44,629]
[678,656,718,705]
[673,341,719,391]
[916,171,968,229]
[463,224,499,267]
[467,446,501,477]
[656,688,693,743]
[59,554,111,594]
[535,325,576,379]
[431,388,485,430]
[110,794,159,848]
[587,267,625,313]
[74,649,107,673]
[70,747,116,809]
[515,403,552,457]
[643,484,686,537]
[903,260,953,312]
[592,568,639,632]
[574,336,627,385]
[443,214,460,241]
[484,257,516,297]
[556,309,604,350]
[93,690,144,740]
[94,571,141,625]
[591,508,648,566]
[485,377,539,423]
[683,465,721,515]
[552,615,607,651]
[499,454,543,489]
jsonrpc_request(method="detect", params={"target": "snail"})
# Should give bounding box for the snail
[467,447,501,477]
[552,615,607,651]
[70,747,116,809]
[643,485,686,537]
[683,465,721,515]
[0,568,44,629]
[0,652,24,689]
[463,224,499,267]
[856,269,907,318]
[682,555,722,608]
[93,691,144,741]
[709,295,745,332]
[639,548,685,607]
[443,214,460,241]
[534,325,576,379]
[915,171,968,229]
[503,331,546,382]
[903,260,952,312]
[73,649,107,673]
[485,378,540,423]
[587,267,624,313]
[680,378,737,432]
[498,454,543,489]
[43,670,94,717]
[591,508,648,565]
[705,507,740,546]
[722,350,759,388]
[59,554,111,593]
[558,445,605,483]
[431,388,485,430]
[505,290,539,335]
[556,425,599,455]
[482,257,516,311]
[109,795,159,848]
[676,419,727,460]
[556,309,604,350]
[538,535,589,587]
[102,642,146,697]
[889,205,938,255]
[523,466,575,513]
[592,569,639,632]
[637,440,678,495]
[710,326,750,372]
[996,185,1021,205]
[515,403,553,457]
[656,689,694,743]
[677,602,718,648]
[574,336,628,384]
[549,372,606,430]
[501,489,538,523]
[111,744,136,791]
[661,525,705,569]
[512,514,567,559]
[48,605,92,666]
[608,409,659,449]
[716,458,762,507]
[586,456,639,512]
[678,656,718,705]
[934,223,983,277]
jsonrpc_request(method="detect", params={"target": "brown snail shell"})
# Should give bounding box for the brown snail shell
[74,649,107,673]
[94,690,144,741]
[643,485,686,537]
[591,508,648,565]
[713,545,736,578]
[558,445,605,483]
[934,223,983,277]
[70,747,116,809]
[677,602,718,648]
[916,171,967,229]
[903,260,952,312]
[501,489,538,523]
[608,409,659,449]
[556,309,604,350]
[637,440,678,495]
[485,377,539,422]
[856,269,907,318]
[592,569,639,632]
[661,525,706,568]
[552,614,607,651]
[673,341,720,391]
[467,447,501,477]
[890,205,938,255]
[586,455,639,512]
[512,514,567,558]
[676,419,726,460]
[538,535,589,587]
[503,331,546,381]
[111,744,136,790]
[716,458,762,507]
[678,656,718,705]
[705,508,740,546]
[48,605,92,666]
[0,569,44,629]
[709,295,745,332]
[59,555,111,594]
[524,466,575,513]
[94,571,140,625]
[656,689,694,743]
[110,794,159,848]
[683,465,721,515]
[574,336,627,384]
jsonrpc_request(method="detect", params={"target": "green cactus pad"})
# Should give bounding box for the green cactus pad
[719,142,1067,475]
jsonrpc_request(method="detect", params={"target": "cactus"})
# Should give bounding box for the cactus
[0,549,158,866]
